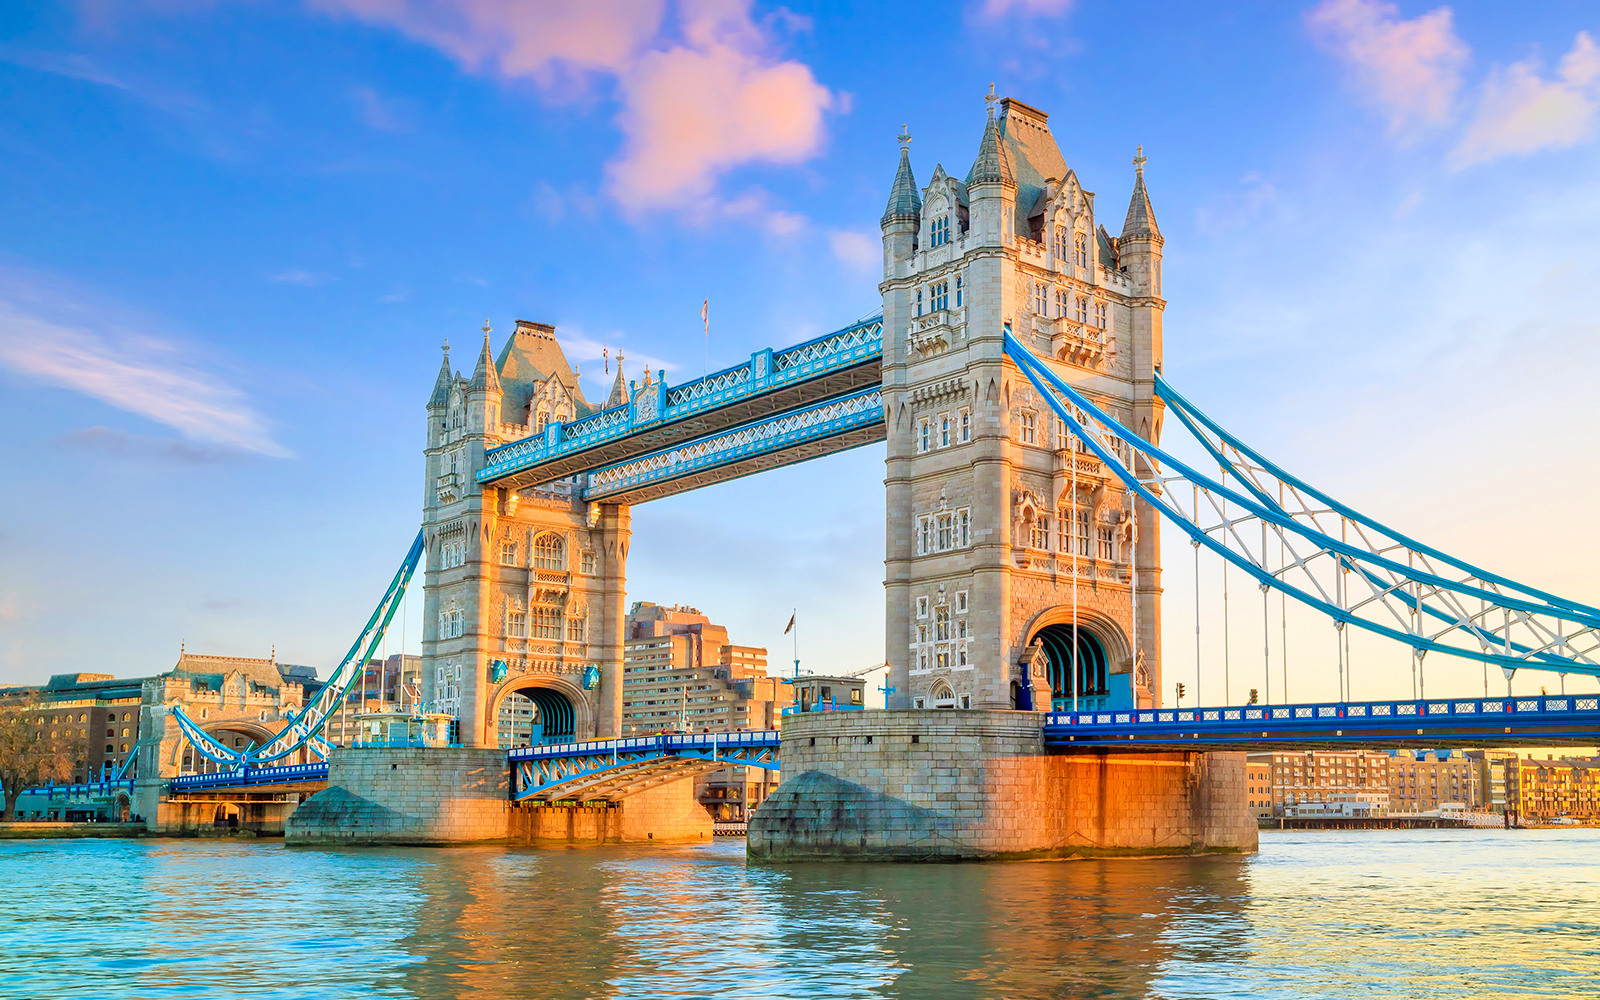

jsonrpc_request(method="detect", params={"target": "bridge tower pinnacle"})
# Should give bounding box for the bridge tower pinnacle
[881,95,1165,714]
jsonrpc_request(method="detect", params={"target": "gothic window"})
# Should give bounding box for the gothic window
[1057,507,1091,556]
[955,590,968,613]
[499,540,518,566]
[1075,231,1089,267]
[920,419,932,453]
[581,550,597,575]
[958,508,970,546]
[931,281,949,311]
[918,516,932,554]
[959,408,971,442]
[1020,410,1037,444]
[916,288,924,317]
[1075,295,1089,323]
[917,596,929,619]
[939,414,950,447]
[936,607,950,642]
[1055,287,1069,317]
[936,651,950,670]
[930,215,951,247]
[1033,282,1049,316]
[1097,526,1116,561]
[954,274,963,308]
[1053,225,1067,259]
[507,607,527,638]
[532,607,561,639]
[533,533,565,570]
[957,619,968,639]
[535,412,548,433]
[566,616,585,642]
[937,513,953,550]
[1031,513,1052,550]
[1094,301,1108,330]
[958,645,969,667]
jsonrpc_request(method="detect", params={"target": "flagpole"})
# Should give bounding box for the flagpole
[792,609,799,681]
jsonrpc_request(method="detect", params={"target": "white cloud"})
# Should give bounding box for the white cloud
[310,0,834,214]
[1450,32,1600,168]
[828,229,879,271]
[0,272,290,457]
[269,269,334,286]
[977,0,1075,16]
[1307,0,1470,135]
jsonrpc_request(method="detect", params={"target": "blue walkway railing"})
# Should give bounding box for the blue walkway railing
[16,778,134,800]
[510,730,781,801]
[168,762,330,791]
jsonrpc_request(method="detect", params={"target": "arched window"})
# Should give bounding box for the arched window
[1074,231,1089,267]
[533,534,565,570]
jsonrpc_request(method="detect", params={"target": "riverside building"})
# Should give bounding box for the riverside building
[1246,750,1392,817]
[1506,755,1600,824]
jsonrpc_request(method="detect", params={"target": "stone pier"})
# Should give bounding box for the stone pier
[747,709,1256,861]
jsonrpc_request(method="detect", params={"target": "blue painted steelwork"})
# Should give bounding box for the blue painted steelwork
[509,730,780,801]
[1045,694,1600,749]
[171,529,426,767]
[168,762,330,792]
[583,388,883,502]
[1001,331,1600,680]
[16,778,134,800]
[478,317,883,488]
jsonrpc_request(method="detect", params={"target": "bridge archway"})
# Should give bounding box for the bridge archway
[487,677,587,749]
[1024,608,1133,713]
[182,721,288,773]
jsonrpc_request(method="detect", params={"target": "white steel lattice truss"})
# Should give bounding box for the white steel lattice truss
[586,388,882,496]
[667,364,752,407]
[1002,331,1600,682]
[774,320,880,371]
[170,530,426,767]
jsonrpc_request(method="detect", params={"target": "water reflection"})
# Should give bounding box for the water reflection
[0,831,1595,1000]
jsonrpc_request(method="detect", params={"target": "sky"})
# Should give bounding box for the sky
[2,0,1599,707]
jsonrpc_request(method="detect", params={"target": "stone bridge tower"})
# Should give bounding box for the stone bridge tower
[881,97,1166,714]
[421,321,630,747]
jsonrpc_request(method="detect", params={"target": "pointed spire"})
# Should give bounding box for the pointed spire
[1121,145,1160,239]
[606,353,628,408]
[969,109,1013,188]
[469,320,500,393]
[428,340,453,408]
[880,126,921,227]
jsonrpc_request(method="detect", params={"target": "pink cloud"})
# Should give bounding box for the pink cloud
[978,0,1075,16]
[1307,0,1469,135]
[310,0,833,213]
[1450,32,1600,168]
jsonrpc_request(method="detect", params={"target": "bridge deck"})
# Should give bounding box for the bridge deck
[168,762,330,793]
[1046,695,1600,751]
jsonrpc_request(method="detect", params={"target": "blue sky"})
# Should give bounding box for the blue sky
[3,0,1599,704]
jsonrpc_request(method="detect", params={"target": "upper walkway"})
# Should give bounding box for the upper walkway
[478,317,883,499]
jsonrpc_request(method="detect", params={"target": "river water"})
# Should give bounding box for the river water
[2,829,1595,999]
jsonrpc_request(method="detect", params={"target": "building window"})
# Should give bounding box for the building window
[581,550,596,575]
[931,281,949,311]
[1059,508,1090,556]
[1053,225,1067,259]
[1031,513,1052,550]
[1033,282,1049,316]
[959,408,971,442]
[507,608,527,638]
[930,215,951,247]
[937,513,953,551]
[499,540,518,566]
[920,419,932,453]
[1094,301,1108,330]
[918,516,932,554]
[566,616,585,643]
[532,607,561,639]
[1054,287,1068,318]
[1097,526,1116,561]
[936,607,950,641]
[1020,410,1037,444]
[955,590,968,613]
[917,597,929,619]
[936,651,950,670]
[955,275,963,307]
[1075,295,1089,323]
[939,414,950,447]
[916,288,923,317]
[958,508,970,546]
[1075,231,1089,267]
[533,533,565,570]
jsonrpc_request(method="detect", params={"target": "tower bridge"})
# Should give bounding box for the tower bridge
[111,93,1600,855]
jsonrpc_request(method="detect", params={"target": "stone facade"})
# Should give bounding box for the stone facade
[748,710,1256,861]
[881,97,1166,715]
[422,320,632,747]
[286,747,512,844]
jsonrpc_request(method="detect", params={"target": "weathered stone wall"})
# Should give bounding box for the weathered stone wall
[286,747,511,845]
[748,709,1255,861]
[510,778,711,845]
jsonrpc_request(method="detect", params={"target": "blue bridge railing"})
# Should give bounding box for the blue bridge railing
[168,761,330,791]
[16,778,134,800]
[509,729,781,762]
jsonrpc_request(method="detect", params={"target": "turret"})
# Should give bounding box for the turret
[964,96,1016,248]
[465,322,503,438]
[880,127,921,278]
[1118,146,1163,299]
[426,342,453,448]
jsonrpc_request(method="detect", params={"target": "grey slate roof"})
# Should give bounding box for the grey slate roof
[881,146,922,226]
[468,333,501,393]
[495,320,595,420]
[1122,167,1160,239]
[966,113,1015,188]
[427,350,453,409]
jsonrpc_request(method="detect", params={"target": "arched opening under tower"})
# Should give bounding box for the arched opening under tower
[1032,623,1124,712]
[496,685,576,749]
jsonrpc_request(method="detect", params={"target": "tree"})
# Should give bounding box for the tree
[0,696,88,821]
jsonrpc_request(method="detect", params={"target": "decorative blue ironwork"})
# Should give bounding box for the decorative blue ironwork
[170,529,426,767]
[583,387,883,501]
[1045,695,1600,748]
[168,762,330,792]
[1002,331,1600,681]
[509,730,780,801]
[16,778,134,800]
[478,317,883,486]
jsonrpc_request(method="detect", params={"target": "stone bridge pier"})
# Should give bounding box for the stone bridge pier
[748,710,1256,861]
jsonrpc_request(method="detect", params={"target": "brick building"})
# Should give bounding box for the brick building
[1507,756,1600,823]
[1246,750,1392,817]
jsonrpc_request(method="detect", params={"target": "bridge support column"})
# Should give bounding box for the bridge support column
[748,710,1255,862]
[511,779,711,845]
[286,747,511,845]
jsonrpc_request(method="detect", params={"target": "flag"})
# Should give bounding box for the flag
[701,299,709,335]
[783,613,795,635]
[603,344,609,374]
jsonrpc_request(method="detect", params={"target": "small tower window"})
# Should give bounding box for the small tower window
[1075,231,1089,267]
[939,415,950,447]
[1020,410,1037,444]
[1075,295,1089,323]
[955,275,963,307]
[916,288,924,317]
[959,408,971,442]
[920,419,932,452]
[930,215,951,247]
[499,540,518,566]
[931,281,949,311]
[1094,301,1108,330]
[1033,283,1048,316]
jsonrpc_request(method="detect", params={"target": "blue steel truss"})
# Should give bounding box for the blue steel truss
[170,529,426,767]
[478,317,883,488]
[583,387,884,502]
[168,762,330,792]
[1045,693,1600,750]
[1001,330,1600,683]
[509,731,780,802]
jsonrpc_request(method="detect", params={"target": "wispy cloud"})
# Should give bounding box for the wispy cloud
[828,229,878,272]
[269,269,335,286]
[57,426,256,464]
[1307,0,1469,136]
[1450,32,1600,168]
[976,0,1075,17]
[309,0,834,217]
[0,270,290,457]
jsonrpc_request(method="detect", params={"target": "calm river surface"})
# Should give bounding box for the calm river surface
[2,829,1596,999]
